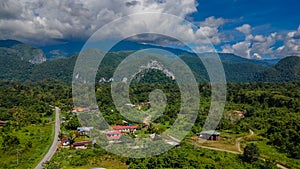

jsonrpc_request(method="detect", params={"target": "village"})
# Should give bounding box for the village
[57,103,246,151]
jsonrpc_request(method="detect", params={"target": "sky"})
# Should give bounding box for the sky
[0,0,299,59]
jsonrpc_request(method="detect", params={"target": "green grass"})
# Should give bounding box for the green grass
[0,124,54,169]
[51,148,128,169]
[256,140,300,169]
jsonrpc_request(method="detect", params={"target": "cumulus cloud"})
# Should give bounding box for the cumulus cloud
[199,16,226,28]
[2,0,299,59]
[222,41,251,59]
[222,23,300,59]
[236,24,252,35]
[0,0,198,45]
[275,25,300,57]
[195,16,227,45]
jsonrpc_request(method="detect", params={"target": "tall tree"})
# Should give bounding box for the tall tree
[243,143,260,163]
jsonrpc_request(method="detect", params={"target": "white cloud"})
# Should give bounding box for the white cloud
[0,0,198,45]
[195,16,227,45]
[236,24,252,35]
[222,41,251,59]
[194,45,215,53]
[253,35,265,42]
[222,24,300,59]
[199,16,226,28]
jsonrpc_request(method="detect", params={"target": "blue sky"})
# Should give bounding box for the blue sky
[189,0,300,58]
[0,0,299,59]
[194,0,300,32]
[195,0,299,26]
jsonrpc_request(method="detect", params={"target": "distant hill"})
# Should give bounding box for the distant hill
[40,41,85,60]
[0,39,46,64]
[1,39,300,83]
[257,56,300,82]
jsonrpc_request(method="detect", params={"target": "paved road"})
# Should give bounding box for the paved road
[35,107,60,169]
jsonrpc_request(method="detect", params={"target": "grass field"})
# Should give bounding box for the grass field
[256,140,300,169]
[51,148,128,169]
[0,124,54,169]
[189,130,300,169]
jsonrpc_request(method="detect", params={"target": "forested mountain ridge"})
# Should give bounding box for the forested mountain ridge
[0,40,46,64]
[0,39,299,83]
[257,56,300,82]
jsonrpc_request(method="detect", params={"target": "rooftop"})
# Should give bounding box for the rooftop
[113,125,138,130]
[73,141,92,146]
[200,130,220,135]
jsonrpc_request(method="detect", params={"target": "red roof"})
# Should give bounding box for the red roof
[104,130,122,135]
[105,130,122,140]
[238,113,244,117]
[61,137,68,143]
[113,125,138,130]
[73,141,92,146]
[107,135,121,140]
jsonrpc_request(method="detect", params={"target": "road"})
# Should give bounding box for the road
[236,129,254,153]
[197,145,241,154]
[35,107,60,169]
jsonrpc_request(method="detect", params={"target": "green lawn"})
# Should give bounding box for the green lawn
[0,124,54,169]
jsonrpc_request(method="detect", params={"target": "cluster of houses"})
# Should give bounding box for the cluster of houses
[60,127,96,149]
[104,125,138,142]
[59,127,95,149]
[60,136,93,149]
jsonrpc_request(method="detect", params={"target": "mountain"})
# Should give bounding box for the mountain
[0,39,46,64]
[0,49,278,83]
[40,41,85,60]
[257,56,300,82]
[1,39,300,83]
[38,39,279,68]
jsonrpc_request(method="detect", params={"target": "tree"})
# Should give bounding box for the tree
[264,159,277,169]
[1,134,20,151]
[65,116,80,130]
[243,143,260,163]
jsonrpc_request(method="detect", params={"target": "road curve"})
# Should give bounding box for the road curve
[35,107,60,169]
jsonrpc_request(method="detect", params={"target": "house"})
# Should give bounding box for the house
[166,141,180,147]
[198,130,220,140]
[233,110,245,118]
[104,130,122,141]
[72,141,92,149]
[113,125,138,133]
[71,107,90,113]
[61,137,70,146]
[77,127,94,135]
[0,120,7,127]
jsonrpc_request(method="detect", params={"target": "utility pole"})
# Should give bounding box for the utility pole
[16,145,19,166]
